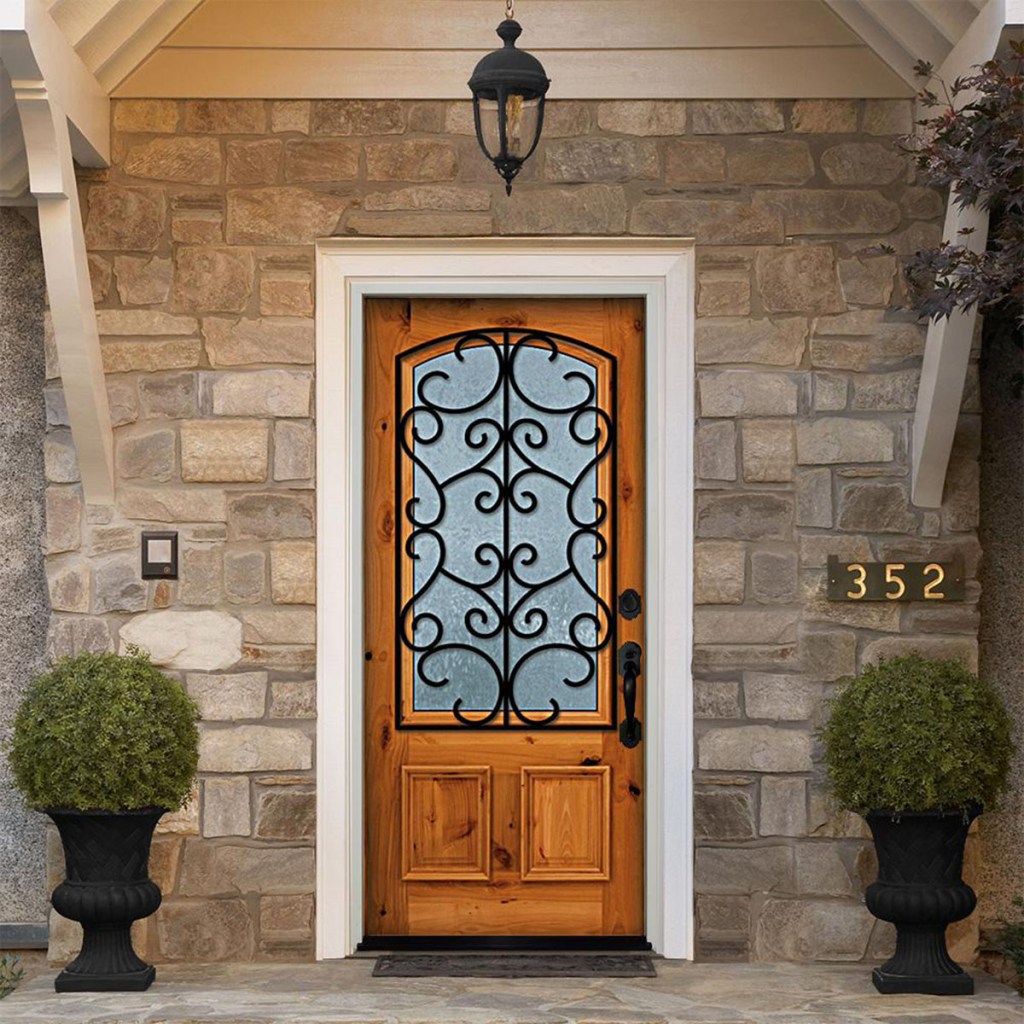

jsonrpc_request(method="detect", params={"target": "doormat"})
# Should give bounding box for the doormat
[372,953,657,978]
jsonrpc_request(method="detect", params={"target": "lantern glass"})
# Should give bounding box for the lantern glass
[477,93,541,162]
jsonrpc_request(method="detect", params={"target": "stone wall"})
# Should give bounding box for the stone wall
[0,209,51,943]
[47,96,983,963]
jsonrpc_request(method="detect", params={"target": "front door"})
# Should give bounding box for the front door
[363,296,645,942]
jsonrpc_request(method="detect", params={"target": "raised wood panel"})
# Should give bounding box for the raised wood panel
[164,0,861,49]
[405,883,605,934]
[521,766,611,882]
[114,45,911,99]
[402,766,492,881]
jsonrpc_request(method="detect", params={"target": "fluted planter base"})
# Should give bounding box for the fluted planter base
[873,967,972,995]
[57,964,156,993]
[865,807,979,997]
[872,926,972,994]
[48,808,165,993]
[54,919,158,992]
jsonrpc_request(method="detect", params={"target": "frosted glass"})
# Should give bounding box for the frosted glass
[401,336,610,722]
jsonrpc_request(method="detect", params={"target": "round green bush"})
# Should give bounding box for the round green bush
[7,650,199,812]
[820,654,1014,815]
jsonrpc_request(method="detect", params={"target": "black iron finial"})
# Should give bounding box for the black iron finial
[496,19,523,46]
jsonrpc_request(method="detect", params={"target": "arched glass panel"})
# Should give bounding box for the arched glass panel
[396,329,616,728]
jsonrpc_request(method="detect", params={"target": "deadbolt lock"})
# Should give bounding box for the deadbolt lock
[618,588,642,620]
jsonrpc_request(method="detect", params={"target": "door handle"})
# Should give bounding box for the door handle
[617,641,642,748]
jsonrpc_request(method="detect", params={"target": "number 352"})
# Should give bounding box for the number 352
[826,558,965,603]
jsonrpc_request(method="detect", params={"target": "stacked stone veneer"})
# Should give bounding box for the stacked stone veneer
[0,209,51,937]
[45,96,983,963]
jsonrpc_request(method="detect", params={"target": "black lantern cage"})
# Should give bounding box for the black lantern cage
[468,19,550,194]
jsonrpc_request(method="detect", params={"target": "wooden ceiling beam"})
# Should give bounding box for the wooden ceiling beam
[47,0,119,48]
[73,0,169,76]
[822,1,924,87]
[860,0,954,68]
[938,0,1021,81]
[908,0,979,45]
[91,0,203,92]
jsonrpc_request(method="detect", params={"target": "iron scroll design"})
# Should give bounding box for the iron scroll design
[396,327,617,728]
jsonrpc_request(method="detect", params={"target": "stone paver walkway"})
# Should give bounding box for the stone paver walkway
[3,960,1020,1024]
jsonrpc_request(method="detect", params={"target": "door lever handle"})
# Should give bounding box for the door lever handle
[617,641,642,748]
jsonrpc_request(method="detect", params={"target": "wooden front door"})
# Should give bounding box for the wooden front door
[364,296,645,942]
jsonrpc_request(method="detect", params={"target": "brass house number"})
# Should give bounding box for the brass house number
[827,557,966,602]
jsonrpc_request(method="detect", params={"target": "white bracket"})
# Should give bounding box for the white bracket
[911,0,1017,507]
[13,75,114,504]
[1,0,109,168]
[910,199,989,508]
[2,0,114,503]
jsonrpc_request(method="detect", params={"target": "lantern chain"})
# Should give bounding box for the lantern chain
[505,0,514,20]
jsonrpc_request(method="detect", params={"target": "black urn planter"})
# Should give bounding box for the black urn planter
[48,807,165,992]
[865,806,979,996]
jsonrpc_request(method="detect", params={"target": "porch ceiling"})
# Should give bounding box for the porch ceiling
[119,0,916,99]
[0,0,998,201]
[0,0,998,198]
[115,0,986,100]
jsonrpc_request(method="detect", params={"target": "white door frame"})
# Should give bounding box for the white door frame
[315,238,695,959]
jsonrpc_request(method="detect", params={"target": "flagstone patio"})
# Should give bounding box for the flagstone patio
[2,959,1020,1024]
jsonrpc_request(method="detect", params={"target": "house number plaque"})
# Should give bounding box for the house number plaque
[827,557,966,602]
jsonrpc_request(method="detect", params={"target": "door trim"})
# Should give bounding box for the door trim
[315,238,695,959]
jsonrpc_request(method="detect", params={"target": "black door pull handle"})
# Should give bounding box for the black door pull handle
[618,641,642,748]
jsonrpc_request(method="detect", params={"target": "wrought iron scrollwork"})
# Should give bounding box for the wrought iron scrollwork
[397,328,617,728]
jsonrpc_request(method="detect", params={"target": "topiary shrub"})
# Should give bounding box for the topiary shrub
[7,650,199,812]
[820,654,1013,816]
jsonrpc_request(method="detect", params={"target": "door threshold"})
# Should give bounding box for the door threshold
[357,936,652,952]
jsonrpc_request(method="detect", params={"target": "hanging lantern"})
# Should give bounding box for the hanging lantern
[468,3,550,195]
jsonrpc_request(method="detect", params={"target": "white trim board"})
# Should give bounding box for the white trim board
[115,44,911,99]
[315,238,696,959]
